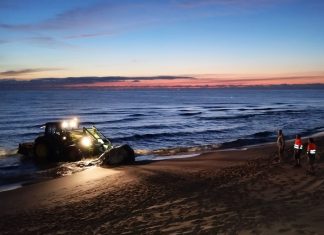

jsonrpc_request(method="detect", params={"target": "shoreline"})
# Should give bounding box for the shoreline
[1,132,323,233]
[1,131,323,193]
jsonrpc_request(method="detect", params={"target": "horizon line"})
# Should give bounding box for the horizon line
[1,83,324,90]
[1,74,324,89]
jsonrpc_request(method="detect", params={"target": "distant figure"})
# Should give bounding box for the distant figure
[293,134,303,167]
[306,138,317,175]
[276,129,285,162]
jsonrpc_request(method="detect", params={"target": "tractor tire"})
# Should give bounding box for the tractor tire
[120,144,135,163]
[65,146,82,162]
[33,138,50,162]
[34,136,61,162]
[101,144,135,166]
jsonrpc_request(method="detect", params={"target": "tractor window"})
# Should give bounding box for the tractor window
[45,125,61,135]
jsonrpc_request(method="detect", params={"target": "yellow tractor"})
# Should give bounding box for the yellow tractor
[18,118,135,165]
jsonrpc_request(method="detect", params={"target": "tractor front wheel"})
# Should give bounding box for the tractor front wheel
[33,141,49,162]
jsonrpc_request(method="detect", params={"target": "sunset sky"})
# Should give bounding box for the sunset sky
[1,0,324,87]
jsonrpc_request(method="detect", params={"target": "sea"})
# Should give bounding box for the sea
[1,88,324,190]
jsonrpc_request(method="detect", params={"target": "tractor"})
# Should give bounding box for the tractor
[18,118,135,164]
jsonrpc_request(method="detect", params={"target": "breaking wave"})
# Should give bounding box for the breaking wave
[0,148,17,158]
[199,109,306,121]
[135,143,221,157]
[179,111,202,116]
[112,129,225,142]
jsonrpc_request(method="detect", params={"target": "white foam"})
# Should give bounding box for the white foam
[136,153,199,161]
[0,183,22,193]
[310,131,324,138]
[135,144,221,158]
[0,148,17,158]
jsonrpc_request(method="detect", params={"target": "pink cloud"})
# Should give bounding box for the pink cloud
[65,74,324,88]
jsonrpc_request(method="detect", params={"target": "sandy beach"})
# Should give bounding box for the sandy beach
[1,134,324,234]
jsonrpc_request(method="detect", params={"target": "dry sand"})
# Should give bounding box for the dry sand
[1,135,324,234]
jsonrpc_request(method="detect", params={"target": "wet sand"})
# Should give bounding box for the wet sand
[1,134,324,234]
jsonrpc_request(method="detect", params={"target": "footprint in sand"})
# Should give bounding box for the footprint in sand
[295,229,306,234]
[292,224,310,229]
[277,227,291,233]
[250,229,261,234]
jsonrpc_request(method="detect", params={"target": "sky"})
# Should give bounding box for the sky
[0,0,324,87]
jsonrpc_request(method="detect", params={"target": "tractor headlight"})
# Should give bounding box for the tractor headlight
[69,118,78,129]
[81,136,92,148]
[61,118,78,129]
[61,121,68,129]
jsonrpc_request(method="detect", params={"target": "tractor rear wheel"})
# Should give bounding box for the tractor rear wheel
[34,140,49,162]
[34,135,62,162]
[65,146,82,162]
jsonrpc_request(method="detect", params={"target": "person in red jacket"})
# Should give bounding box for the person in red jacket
[293,134,303,167]
[306,138,317,175]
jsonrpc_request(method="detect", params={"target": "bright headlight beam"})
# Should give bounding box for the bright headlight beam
[61,118,78,129]
[69,118,78,129]
[81,136,92,147]
[69,120,77,129]
[61,121,68,129]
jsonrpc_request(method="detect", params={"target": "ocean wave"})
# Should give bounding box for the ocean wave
[312,126,324,131]
[297,126,324,139]
[18,132,41,138]
[129,113,146,117]
[0,148,17,158]
[263,110,305,115]
[237,107,275,111]
[220,128,290,149]
[218,130,279,149]
[78,111,110,116]
[179,112,202,116]
[0,165,20,170]
[31,124,45,128]
[103,117,141,123]
[252,131,274,137]
[219,138,266,149]
[208,108,232,112]
[135,144,221,156]
[81,121,106,126]
[199,109,306,121]
[0,114,139,127]
[131,124,174,130]
[81,117,140,126]
[112,129,225,142]
[0,117,56,126]
[201,105,227,109]
[199,114,257,121]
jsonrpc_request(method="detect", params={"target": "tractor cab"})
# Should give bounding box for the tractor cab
[44,122,64,136]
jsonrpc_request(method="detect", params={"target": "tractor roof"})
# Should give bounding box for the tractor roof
[45,122,62,127]
[45,122,61,125]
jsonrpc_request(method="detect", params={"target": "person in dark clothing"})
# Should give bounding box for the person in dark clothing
[277,129,285,163]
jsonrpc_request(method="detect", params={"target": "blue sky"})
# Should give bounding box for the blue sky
[0,0,324,84]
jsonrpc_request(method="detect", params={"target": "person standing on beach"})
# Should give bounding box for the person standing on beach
[293,134,303,167]
[306,138,317,175]
[277,130,285,162]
